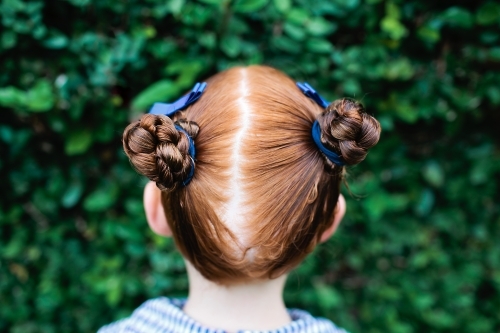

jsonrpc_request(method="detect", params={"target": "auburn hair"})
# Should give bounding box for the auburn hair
[123,66,381,283]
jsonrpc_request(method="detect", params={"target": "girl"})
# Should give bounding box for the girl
[99,65,381,332]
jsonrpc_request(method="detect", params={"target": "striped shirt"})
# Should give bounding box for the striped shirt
[98,297,348,333]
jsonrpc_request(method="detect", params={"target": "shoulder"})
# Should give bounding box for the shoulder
[97,297,186,333]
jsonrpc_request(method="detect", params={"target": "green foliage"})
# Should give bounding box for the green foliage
[1,0,499,332]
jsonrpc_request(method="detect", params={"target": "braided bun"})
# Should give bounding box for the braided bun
[123,114,199,191]
[317,98,381,167]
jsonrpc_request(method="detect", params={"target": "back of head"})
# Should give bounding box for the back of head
[123,65,381,283]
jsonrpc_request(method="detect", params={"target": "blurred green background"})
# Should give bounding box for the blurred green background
[1,0,499,332]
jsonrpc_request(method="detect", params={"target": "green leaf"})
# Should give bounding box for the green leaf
[62,183,83,208]
[386,194,410,212]
[415,188,435,216]
[486,86,500,105]
[378,115,394,131]
[381,17,407,40]
[169,0,185,15]
[381,2,408,40]
[440,7,473,28]
[385,1,401,19]
[384,94,419,123]
[286,8,309,25]
[43,35,68,49]
[65,130,92,156]
[476,2,500,25]
[198,0,225,5]
[105,276,123,306]
[199,32,216,50]
[66,0,91,6]
[273,0,290,13]
[306,38,333,53]
[488,47,500,60]
[1,31,17,49]
[0,80,54,112]
[3,237,25,259]
[83,185,118,212]
[0,126,14,143]
[384,58,414,80]
[470,159,491,185]
[306,17,336,36]
[131,80,179,111]
[0,86,24,108]
[272,36,301,54]
[423,310,455,328]
[417,25,440,44]
[422,161,444,188]
[412,293,435,311]
[314,283,342,310]
[233,0,268,13]
[364,193,388,221]
[220,35,242,57]
[342,78,361,95]
[334,0,360,10]
[165,60,204,88]
[25,79,55,112]
[283,22,306,41]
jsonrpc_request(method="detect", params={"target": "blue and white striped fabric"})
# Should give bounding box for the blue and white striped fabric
[98,297,349,333]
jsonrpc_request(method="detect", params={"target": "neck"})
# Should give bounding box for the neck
[182,261,291,332]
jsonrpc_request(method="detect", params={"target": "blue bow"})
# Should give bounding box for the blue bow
[149,82,207,116]
[296,82,329,108]
[296,82,345,167]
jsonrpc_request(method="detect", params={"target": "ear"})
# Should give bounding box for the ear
[144,181,172,237]
[320,194,346,243]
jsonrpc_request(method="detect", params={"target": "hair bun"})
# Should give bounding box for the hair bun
[317,98,381,166]
[123,114,199,190]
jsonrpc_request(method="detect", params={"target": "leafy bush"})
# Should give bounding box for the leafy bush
[1,0,499,332]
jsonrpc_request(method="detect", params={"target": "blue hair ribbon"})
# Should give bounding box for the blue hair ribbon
[296,82,345,167]
[149,82,207,185]
[296,82,329,108]
[149,82,207,116]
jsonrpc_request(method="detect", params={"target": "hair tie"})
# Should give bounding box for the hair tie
[311,121,345,166]
[174,125,196,186]
[296,82,345,167]
[149,82,207,185]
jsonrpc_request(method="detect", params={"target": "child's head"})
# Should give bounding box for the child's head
[123,66,380,284]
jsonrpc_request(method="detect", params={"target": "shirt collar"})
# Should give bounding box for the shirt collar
[98,297,348,333]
